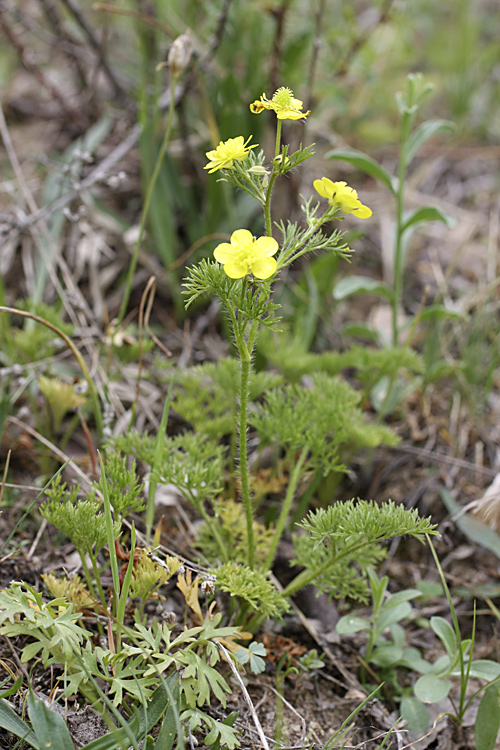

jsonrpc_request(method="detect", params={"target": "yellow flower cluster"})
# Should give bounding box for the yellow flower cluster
[204,135,257,173]
[250,86,310,120]
[314,177,372,219]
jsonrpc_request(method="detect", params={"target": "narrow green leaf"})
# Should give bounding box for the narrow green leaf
[28,691,74,750]
[414,674,451,703]
[475,683,500,750]
[401,206,456,234]
[0,698,41,749]
[326,148,396,194]
[333,275,394,302]
[406,120,455,164]
[430,616,457,657]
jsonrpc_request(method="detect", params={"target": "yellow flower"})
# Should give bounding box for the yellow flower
[313,177,372,219]
[213,229,278,279]
[204,135,257,173]
[250,86,310,120]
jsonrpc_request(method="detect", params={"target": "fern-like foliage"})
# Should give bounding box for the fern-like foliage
[251,372,397,476]
[259,332,424,386]
[183,259,236,310]
[215,562,289,619]
[112,430,157,464]
[40,475,119,556]
[155,432,225,507]
[195,499,274,567]
[173,358,282,439]
[292,500,437,602]
[98,451,145,521]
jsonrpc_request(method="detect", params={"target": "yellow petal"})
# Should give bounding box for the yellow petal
[251,256,277,279]
[223,260,248,278]
[313,177,333,198]
[213,243,236,263]
[353,204,372,219]
[230,229,254,248]
[252,236,279,257]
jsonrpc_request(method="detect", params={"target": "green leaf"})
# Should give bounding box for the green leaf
[430,616,457,657]
[414,674,451,703]
[377,601,412,633]
[475,683,500,750]
[371,644,403,667]
[384,589,422,607]
[342,323,380,343]
[467,661,500,682]
[401,206,456,234]
[336,615,369,635]
[326,148,396,194]
[28,691,74,750]
[333,276,394,302]
[406,120,455,164]
[410,304,466,324]
[400,695,429,733]
[0,698,41,749]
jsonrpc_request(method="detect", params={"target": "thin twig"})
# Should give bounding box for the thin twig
[390,443,497,477]
[59,0,129,102]
[216,642,271,750]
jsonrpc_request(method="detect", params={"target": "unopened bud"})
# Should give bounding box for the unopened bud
[168,33,193,78]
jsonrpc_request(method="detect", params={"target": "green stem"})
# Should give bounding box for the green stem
[263,119,283,237]
[263,447,309,571]
[392,115,411,346]
[238,351,255,569]
[89,552,107,610]
[117,77,178,327]
[282,535,399,599]
[195,497,230,563]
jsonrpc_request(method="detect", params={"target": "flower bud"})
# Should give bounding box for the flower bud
[168,33,193,78]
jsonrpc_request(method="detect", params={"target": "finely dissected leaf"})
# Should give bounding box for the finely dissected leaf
[28,691,74,750]
[333,275,394,302]
[414,673,451,703]
[293,500,436,602]
[475,683,500,750]
[215,562,289,619]
[326,148,396,194]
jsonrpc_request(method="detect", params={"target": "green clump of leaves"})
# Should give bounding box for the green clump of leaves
[97,451,145,523]
[173,358,282,439]
[289,500,437,602]
[0,301,74,364]
[215,562,289,623]
[251,372,398,477]
[40,475,116,559]
[195,499,274,568]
